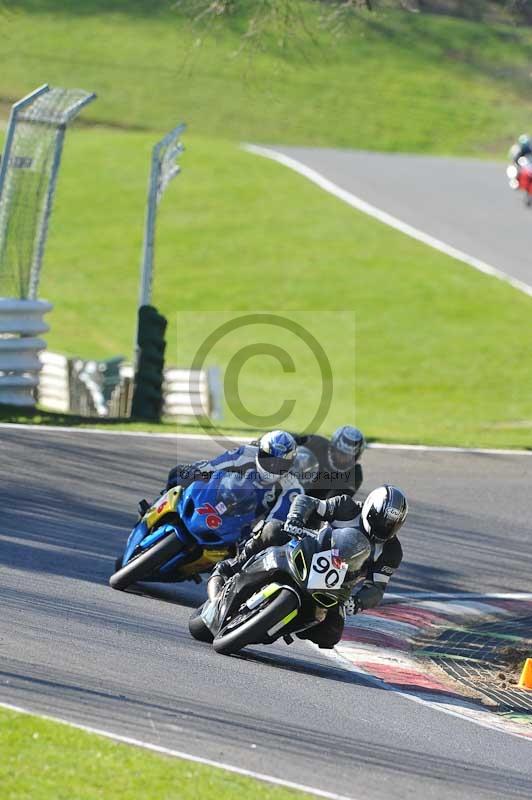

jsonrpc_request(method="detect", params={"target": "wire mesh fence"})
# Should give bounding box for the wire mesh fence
[0,85,95,299]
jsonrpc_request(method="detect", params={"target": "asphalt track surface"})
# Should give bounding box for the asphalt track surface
[262,147,532,288]
[1,426,532,799]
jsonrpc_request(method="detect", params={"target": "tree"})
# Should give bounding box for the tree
[173,1,376,55]
[173,1,530,53]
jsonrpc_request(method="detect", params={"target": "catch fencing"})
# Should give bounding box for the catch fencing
[0,84,96,300]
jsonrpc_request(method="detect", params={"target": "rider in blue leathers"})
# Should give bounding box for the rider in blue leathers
[166,430,303,526]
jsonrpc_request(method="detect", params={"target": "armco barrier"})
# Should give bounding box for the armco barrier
[163,366,222,420]
[37,355,222,421]
[38,351,69,413]
[0,298,52,406]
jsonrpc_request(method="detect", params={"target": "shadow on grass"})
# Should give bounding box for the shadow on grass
[0,403,257,437]
[0,0,173,16]
[355,9,532,97]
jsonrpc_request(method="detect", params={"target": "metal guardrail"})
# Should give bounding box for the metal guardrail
[37,353,222,421]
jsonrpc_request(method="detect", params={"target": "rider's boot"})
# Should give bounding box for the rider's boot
[138,499,150,516]
[206,532,264,600]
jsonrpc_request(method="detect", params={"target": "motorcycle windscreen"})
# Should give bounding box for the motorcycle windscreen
[330,527,371,573]
[215,473,257,516]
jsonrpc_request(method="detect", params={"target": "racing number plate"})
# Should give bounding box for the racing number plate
[307,550,347,590]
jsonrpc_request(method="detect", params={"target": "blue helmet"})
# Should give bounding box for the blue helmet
[256,430,297,484]
[329,425,365,471]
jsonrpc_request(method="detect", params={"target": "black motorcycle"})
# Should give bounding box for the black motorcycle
[189,522,370,655]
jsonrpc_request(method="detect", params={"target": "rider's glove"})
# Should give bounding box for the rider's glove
[344,596,364,616]
[286,495,318,528]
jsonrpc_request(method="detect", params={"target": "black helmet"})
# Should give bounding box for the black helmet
[361,485,408,542]
[328,425,365,471]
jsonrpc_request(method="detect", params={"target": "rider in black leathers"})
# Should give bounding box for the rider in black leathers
[208,486,408,649]
[291,425,365,500]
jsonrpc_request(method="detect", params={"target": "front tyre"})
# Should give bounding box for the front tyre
[213,588,299,656]
[189,608,214,643]
[109,531,182,591]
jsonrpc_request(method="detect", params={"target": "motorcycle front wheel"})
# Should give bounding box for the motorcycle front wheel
[189,608,214,643]
[109,531,183,591]
[212,588,299,656]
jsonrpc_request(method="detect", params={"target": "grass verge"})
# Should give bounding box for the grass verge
[1,126,526,450]
[0,707,315,800]
[0,2,532,155]
[1,5,531,449]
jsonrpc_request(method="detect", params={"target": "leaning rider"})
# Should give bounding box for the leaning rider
[291,425,366,500]
[208,485,408,649]
[166,429,303,526]
[509,133,532,164]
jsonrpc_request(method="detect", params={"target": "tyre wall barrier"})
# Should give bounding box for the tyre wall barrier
[0,298,52,407]
[163,366,222,420]
[37,356,222,421]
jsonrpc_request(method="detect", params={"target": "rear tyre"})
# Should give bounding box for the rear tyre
[189,608,214,643]
[109,531,182,591]
[213,588,299,656]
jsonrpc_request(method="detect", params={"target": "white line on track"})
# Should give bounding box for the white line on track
[1,423,531,456]
[385,591,532,602]
[243,144,532,299]
[2,593,531,785]
[0,700,355,800]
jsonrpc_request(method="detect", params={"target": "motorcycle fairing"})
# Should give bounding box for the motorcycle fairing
[201,578,301,640]
[143,487,182,528]
[118,476,255,582]
[201,542,322,640]
[121,487,183,566]
[163,547,231,578]
[177,479,256,548]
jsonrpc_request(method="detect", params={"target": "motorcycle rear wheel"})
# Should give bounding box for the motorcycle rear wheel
[109,531,183,591]
[213,588,299,656]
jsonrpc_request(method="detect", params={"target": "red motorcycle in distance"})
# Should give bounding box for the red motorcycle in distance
[507,156,532,206]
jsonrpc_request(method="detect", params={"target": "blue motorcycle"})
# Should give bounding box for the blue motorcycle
[109,473,258,591]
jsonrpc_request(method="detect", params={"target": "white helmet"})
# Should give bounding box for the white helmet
[361,485,408,542]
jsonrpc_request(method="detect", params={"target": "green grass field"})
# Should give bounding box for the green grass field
[1,1,532,155]
[0,126,524,449]
[0,2,531,448]
[0,707,314,800]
